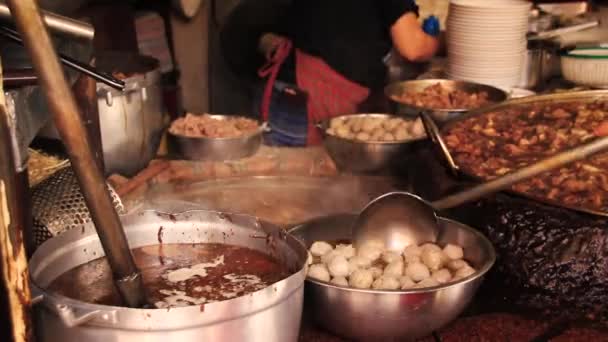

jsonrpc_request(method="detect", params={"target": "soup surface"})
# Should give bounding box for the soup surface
[48,243,290,308]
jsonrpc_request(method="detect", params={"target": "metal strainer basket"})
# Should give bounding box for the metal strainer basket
[31,166,125,248]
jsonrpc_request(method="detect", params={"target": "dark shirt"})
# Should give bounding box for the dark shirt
[220,0,418,90]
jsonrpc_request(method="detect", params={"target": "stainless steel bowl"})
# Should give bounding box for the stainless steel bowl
[289,214,496,340]
[167,114,264,161]
[318,113,427,173]
[385,79,509,124]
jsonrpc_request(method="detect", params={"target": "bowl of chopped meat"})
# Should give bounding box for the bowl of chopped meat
[385,79,508,124]
[168,113,264,161]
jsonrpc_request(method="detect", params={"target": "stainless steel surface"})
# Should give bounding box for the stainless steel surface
[0,3,94,41]
[352,192,439,252]
[318,113,427,173]
[4,85,51,172]
[96,53,165,176]
[519,39,561,90]
[29,210,308,342]
[439,90,608,216]
[167,115,263,161]
[30,167,125,249]
[7,0,145,307]
[385,79,509,124]
[289,214,496,341]
[0,26,124,91]
[142,175,403,226]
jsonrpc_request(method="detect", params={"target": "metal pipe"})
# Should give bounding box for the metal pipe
[0,3,94,41]
[0,26,125,91]
[5,0,146,308]
[432,135,608,210]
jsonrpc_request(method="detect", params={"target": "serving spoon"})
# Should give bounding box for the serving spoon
[353,112,608,251]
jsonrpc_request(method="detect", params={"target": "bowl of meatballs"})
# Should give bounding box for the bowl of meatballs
[318,113,428,173]
[289,213,496,340]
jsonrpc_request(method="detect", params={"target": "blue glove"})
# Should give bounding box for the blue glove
[422,15,440,37]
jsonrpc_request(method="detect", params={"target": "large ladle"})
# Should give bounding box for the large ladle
[353,112,608,251]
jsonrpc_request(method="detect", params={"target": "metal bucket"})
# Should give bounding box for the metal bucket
[96,52,166,176]
[29,210,308,342]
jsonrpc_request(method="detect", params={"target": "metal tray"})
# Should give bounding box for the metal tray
[438,89,608,217]
[142,176,404,226]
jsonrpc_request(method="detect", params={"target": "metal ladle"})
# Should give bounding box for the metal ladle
[353,112,608,251]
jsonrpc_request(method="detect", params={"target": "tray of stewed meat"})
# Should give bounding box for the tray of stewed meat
[440,90,608,215]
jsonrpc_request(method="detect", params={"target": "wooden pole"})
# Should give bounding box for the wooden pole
[0,60,34,342]
[5,0,146,308]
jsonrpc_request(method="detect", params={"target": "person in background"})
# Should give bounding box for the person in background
[221,0,440,146]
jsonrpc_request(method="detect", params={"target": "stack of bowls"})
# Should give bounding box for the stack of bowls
[446,0,532,88]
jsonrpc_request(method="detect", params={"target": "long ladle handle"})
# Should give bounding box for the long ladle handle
[431,135,608,211]
[420,111,460,176]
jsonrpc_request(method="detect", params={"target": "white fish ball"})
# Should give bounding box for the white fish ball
[358,244,383,261]
[349,269,374,289]
[372,276,400,290]
[362,118,381,132]
[403,245,422,257]
[330,118,344,129]
[382,132,395,141]
[384,260,405,278]
[330,276,349,287]
[351,118,363,133]
[443,244,464,260]
[308,264,330,282]
[382,118,402,131]
[415,277,440,289]
[421,249,444,271]
[369,266,384,279]
[454,266,476,280]
[421,243,442,253]
[348,256,372,274]
[400,276,416,289]
[310,241,333,257]
[394,127,410,140]
[335,244,356,259]
[381,251,402,264]
[410,118,426,137]
[356,132,371,141]
[336,126,351,138]
[447,259,470,272]
[404,254,421,265]
[432,269,452,284]
[321,250,342,265]
[405,262,431,282]
[328,255,350,277]
[306,251,313,266]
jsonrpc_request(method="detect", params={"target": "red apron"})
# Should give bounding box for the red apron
[259,38,370,145]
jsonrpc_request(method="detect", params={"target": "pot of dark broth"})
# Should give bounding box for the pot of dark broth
[29,210,308,342]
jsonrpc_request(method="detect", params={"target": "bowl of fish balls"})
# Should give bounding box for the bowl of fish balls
[289,213,496,341]
[318,114,428,173]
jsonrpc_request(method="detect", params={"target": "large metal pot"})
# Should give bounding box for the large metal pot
[96,52,166,176]
[28,210,308,342]
[289,214,495,340]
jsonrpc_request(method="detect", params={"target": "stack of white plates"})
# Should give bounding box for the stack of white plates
[446,0,532,88]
